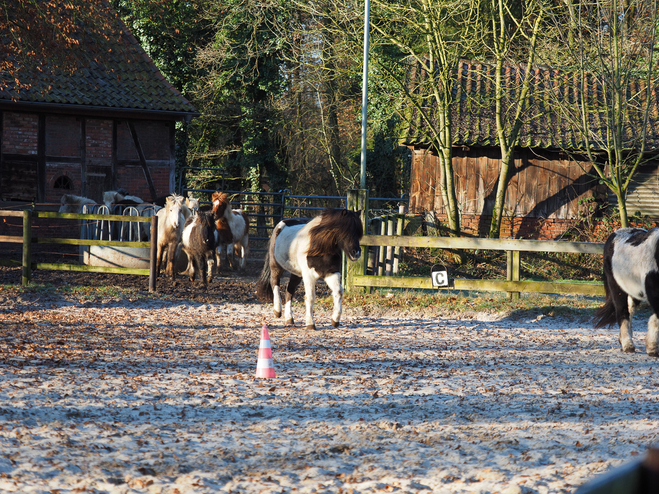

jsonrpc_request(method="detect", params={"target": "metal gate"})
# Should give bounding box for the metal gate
[177,168,408,258]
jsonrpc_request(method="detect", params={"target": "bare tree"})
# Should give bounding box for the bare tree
[486,0,544,238]
[545,0,658,227]
[365,0,484,236]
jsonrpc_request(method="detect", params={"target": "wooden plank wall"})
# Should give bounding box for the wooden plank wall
[409,146,603,220]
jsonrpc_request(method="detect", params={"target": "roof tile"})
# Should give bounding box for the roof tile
[0,0,196,116]
[406,60,659,152]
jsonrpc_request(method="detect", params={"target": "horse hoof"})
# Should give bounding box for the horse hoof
[622,345,636,353]
[305,324,317,331]
[285,319,294,326]
[647,350,659,357]
[274,310,282,318]
[331,320,340,328]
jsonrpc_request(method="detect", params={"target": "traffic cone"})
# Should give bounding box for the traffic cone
[255,323,276,378]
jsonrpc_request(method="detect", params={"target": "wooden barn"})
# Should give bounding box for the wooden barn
[0,1,198,208]
[406,61,659,239]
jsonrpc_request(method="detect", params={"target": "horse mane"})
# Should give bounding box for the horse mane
[306,208,363,257]
[166,194,184,208]
[212,191,230,217]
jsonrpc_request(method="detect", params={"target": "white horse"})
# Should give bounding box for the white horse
[256,209,363,330]
[211,191,249,271]
[155,194,185,280]
[58,194,97,213]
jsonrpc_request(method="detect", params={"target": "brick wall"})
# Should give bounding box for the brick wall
[45,164,82,203]
[45,115,81,157]
[86,119,113,161]
[425,213,658,240]
[1,111,174,204]
[430,214,595,240]
[117,163,170,202]
[2,112,38,155]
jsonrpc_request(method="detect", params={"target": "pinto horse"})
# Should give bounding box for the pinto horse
[256,208,363,330]
[211,191,249,271]
[181,210,217,288]
[594,228,659,356]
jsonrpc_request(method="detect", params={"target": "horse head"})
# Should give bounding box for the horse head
[308,208,363,261]
[338,209,363,261]
[212,191,230,218]
[186,197,200,214]
[165,194,184,229]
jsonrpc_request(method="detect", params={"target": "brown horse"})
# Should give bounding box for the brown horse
[211,191,250,271]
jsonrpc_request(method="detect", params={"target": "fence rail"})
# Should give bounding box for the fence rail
[349,234,605,297]
[0,210,158,290]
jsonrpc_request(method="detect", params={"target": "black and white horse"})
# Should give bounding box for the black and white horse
[256,208,363,330]
[594,228,659,356]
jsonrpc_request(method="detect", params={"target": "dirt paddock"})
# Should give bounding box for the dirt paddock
[0,264,657,493]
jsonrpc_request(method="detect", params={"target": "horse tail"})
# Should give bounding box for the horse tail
[594,298,617,328]
[256,221,285,303]
[594,236,617,328]
[255,249,273,303]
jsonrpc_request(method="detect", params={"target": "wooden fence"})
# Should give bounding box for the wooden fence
[0,210,158,291]
[346,189,605,298]
[348,235,605,297]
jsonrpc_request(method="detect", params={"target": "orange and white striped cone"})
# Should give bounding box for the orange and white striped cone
[255,323,276,378]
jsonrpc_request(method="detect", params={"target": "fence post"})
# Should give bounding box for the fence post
[280,189,288,222]
[149,215,158,293]
[506,250,520,300]
[346,189,369,292]
[386,214,395,276]
[378,218,386,276]
[393,204,405,275]
[22,209,32,286]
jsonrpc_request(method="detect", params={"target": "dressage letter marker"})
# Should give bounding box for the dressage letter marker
[255,324,276,378]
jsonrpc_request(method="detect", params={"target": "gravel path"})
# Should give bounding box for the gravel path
[0,278,657,493]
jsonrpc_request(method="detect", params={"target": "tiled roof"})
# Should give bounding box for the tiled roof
[0,0,197,117]
[405,60,659,152]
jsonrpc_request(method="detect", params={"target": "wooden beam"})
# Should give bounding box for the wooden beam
[127,121,158,201]
[33,238,150,248]
[352,274,605,296]
[360,235,604,254]
[34,263,149,276]
[37,114,46,202]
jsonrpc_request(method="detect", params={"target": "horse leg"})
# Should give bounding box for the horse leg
[324,272,343,328]
[199,254,208,289]
[615,293,635,353]
[270,263,284,318]
[227,244,236,270]
[156,243,164,275]
[206,251,215,283]
[167,242,178,281]
[284,275,303,326]
[239,237,249,271]
[644,273,659,356]
[302,272,320,330]
[604,264,635,352]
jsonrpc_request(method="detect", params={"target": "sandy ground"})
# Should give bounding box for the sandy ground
[0,280,657,493]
